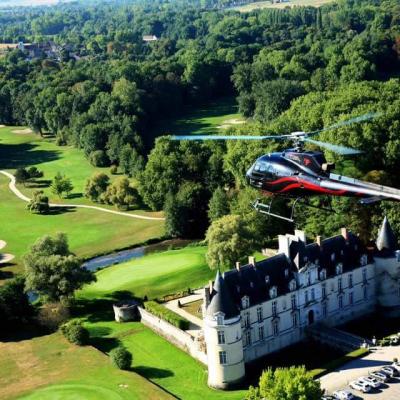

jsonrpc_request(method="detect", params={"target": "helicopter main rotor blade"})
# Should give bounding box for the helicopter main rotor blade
[307,112,381,136]
[170,134,289,141]
[303,138,362,155]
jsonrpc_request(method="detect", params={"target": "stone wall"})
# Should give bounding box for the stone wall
[138,306,207,365]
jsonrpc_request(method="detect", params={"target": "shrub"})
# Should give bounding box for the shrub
[110,345,132,370]
[110,165,118,175]
[145,301,190,330]
[89,150,109,167]
[27,166,44,179]
[37,302,70,331]
[60,320,89,345]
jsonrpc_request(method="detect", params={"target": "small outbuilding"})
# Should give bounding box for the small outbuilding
[113,300,140,322]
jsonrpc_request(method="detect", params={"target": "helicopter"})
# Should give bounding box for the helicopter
[171,112,400,222]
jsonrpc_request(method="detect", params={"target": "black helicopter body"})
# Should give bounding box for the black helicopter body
[246,150,400,202]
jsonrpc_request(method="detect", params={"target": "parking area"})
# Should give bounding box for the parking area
[320,346,400,399]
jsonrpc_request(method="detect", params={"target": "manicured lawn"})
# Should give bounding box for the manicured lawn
[234,0,335,12]
[78,246,214,301]
[0,332,172,400]
[85,320,246,400]
[150,97,244,139]
[0,174,164,280]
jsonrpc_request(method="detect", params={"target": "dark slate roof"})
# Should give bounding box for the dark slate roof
[376,216,397,255]
[206,270,239,319]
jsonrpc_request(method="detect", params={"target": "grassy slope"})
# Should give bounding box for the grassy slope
[0,332,172,400]
[85,320,246,400]
[78,246,214,300]
[150,97,243,138]
[234,0,335,12]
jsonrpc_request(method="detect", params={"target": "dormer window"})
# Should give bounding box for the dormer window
[336,263,343,275]
[289,279,296,291]
[320,269,327,280]
[250,281,254,288]
[331,253,336,262]
[216,313,224,325]
[340,250,344,255]
[284,269,289,278]
[241,296,250,309]
[315,259,320,266]
[236,285,240,293]
[354,244,358,251]
[265,275,270,285]
[360,254,368,266]
[269,286,278,299]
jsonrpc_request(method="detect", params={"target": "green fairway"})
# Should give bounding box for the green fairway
[85,320,246,400]
[234,0,335,12]
[78,246,213,300]
[0,333,172,400]
[150,97,244,138]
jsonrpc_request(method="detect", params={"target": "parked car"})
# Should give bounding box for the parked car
[370,370,388,382]
[333,390,354,399]
[349,380,371,393]
[359,376,382,388]
[382,366,398,377]
[321,396,335,400]
[391,361,400,372]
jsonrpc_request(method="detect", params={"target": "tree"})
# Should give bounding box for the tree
[15,167,30,186]
[89,150,109,167]
[24,233,95,302]
[60,320,89,345]
[27,190,50,214]
[51,172,74,198]
[84,173,110,202]
[246,366,323,400]
[27,166,44,179]
[205,214,255,270]
[110,345,132,370]
[103,177,139,210]
[208,187,230,222]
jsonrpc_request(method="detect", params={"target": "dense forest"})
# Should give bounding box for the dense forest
[0,0,400,248]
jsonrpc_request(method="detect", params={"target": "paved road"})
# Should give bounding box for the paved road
[320,346,400,398]
[0,170,165,221]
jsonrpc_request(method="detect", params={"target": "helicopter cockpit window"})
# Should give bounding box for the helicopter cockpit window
[254,161,268,173]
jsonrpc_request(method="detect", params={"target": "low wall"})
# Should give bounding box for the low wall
[138,306,207,365]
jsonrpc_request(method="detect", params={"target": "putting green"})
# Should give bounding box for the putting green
[18,383,125,400]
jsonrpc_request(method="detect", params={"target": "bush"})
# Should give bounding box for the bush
[110,345,132,370]
[145,301,190,330]
[27,166,44,179]
[60,320,89,345]
[89,150,109,167]
[37,302,70,331]
[110,165,118,175]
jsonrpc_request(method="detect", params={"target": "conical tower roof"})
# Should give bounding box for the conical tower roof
[376,216,397,253]
[206,270,239,319]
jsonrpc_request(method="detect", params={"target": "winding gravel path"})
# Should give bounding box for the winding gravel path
[0,170,165,221]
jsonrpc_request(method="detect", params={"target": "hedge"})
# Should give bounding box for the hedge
[144,301,190,330]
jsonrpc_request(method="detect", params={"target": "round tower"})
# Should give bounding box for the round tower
[375,216,400,317]
[204,271,245,390]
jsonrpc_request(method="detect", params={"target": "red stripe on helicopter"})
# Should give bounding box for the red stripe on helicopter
[278,179,347,195]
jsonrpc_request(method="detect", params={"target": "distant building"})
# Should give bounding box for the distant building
[203,217,400,389]
[142,35,158,42]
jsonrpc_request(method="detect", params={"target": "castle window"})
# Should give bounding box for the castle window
[244,312,250,328]
[311,288,315,301]
[285,269,289,278]
[245,330,251,346]
[219,351,227,365]
[216,314,224,325]
[320,269,327,280]
[363,286,368,300]
[272,320,279,336]
[338,277,342,292]
[257,307,263,323]
[360,254,368,266]
[322,283,326,299]
[289,279,296,291]
[336,263,343,275]
[331,253,336,262]
[315,258,320,266]
[272,300,277,317]
[348,273,353,289]
[259,326,264,341]
[217,330,225,344]
[349,292,354,305]
[241,296,250,309]
[322,302,327,317]
[292,312,298,327]
[362,268,367,284]
[236,285,240,293]
[269,286,278,299]
[291,294,296,310]
[339,295,343,309]
[265,275,270,284]
[305,290,309,304]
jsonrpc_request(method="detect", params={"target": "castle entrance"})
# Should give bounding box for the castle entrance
[308,309,315,325]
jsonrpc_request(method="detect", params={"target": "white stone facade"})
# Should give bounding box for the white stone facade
[204,220,400,389]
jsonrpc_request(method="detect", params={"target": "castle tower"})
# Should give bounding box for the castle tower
[204,271,245,389]
[375,216,400,317]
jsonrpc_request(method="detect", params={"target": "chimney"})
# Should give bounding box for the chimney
[341,228,349,241]
[295,229,306,244]
[209,280,213,293]
[316,236,322,246]
[236,261,241,271]
[248,256,256,266]
[279,234,290,257]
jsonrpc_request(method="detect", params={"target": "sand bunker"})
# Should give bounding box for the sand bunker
[0,240,6,250]
[12,128,33,134]
[0,254,15,264]
[217,118,246,129]
[0,125,5,128]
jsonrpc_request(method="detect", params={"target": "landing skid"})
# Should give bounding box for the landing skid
[251,197,334,223]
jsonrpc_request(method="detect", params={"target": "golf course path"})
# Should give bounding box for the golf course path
[0,170,165,221]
